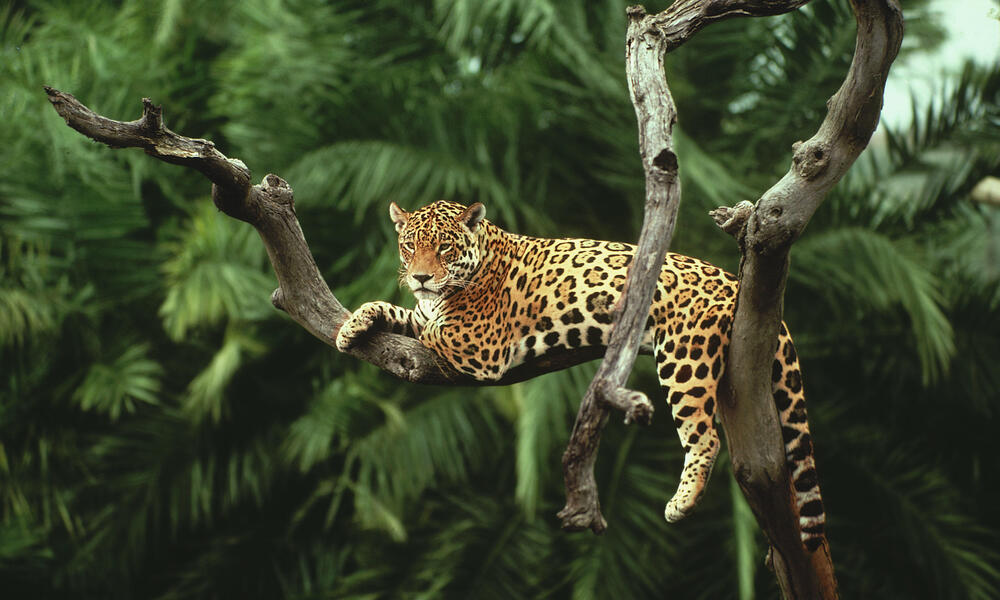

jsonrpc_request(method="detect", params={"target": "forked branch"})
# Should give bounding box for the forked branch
[558,0,820,536]
[562,0,900,598]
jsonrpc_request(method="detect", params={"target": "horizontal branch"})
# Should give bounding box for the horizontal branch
[44,87,610,387]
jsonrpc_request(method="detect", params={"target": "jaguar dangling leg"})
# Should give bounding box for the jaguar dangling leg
[653,308,727,522]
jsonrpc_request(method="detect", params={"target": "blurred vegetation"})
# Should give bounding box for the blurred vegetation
[1,0,999,598]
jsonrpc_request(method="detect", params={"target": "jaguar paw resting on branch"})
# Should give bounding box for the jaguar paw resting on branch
[336,199,826,548]
[45,0,901,596]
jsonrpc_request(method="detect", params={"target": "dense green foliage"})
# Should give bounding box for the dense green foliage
[2,0,999,598]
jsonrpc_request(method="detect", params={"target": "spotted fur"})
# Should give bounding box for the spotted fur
[337,200,826,550]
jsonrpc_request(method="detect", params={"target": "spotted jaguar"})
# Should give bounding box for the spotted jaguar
[336,200,826,550]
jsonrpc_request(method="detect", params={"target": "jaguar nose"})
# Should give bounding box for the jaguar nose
[412,273,432,285]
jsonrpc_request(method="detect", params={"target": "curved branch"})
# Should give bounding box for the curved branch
[649,0,811,51]
[557,3,683,535]
[43,87,605,387]
[557,0,819,537]
[713,0,903,598]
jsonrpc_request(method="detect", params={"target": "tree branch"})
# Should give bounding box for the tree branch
[711,1,903,598]
[557,3,682,534]
[43,87,607,387]
[557,0,820,536]
[560,0,899,596]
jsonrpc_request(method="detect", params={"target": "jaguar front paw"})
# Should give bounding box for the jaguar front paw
[335,304,381,351]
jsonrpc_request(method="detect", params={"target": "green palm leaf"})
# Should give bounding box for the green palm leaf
[792,227,955,383]
[74,344,163,420]
[159,203,274,340]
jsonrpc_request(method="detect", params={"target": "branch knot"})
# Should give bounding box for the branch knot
[710,200,754,237]
[626,5,647,19]
[652,148,678,174]
[791,139,831,180]
[139,98,163,134]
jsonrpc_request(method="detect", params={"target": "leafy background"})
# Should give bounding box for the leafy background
[2,0,999,598]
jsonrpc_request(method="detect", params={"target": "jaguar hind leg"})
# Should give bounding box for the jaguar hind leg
[654,326,725,522]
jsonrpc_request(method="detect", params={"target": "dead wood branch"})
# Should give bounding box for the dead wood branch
[559,0,818,537]
[562,0,900,597]
[709,0,903,598]
[43,87,607,387]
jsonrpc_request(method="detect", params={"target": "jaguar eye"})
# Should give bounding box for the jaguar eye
[438,243,452,254]
[401,242,415,253]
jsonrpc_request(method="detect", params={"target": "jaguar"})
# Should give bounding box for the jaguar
[336,200,826,551]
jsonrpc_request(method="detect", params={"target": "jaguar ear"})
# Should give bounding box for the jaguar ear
[459,202,486,233]
[389,202,410,233]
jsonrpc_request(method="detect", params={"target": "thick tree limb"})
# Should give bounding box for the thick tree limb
[43,87,608,387]
[561,0,900,597]
[557,3,683,534]
[557,0,818,536]
[711,1,903,599]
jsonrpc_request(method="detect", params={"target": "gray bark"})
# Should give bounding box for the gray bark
[710,0,902,597]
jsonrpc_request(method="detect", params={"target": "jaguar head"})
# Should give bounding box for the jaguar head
[389,200,486,301]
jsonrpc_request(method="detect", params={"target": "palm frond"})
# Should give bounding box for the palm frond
[184,327,265,423]
[346,390,501,538]
[836,448,1000,600]
[159,203,273,340]
[506,374,578,518]
[842,63,1000,230]
[792,227,955,383]
[432,0,557,62]
[288,141,513,218]
[283,373,404,473]
[731,477,758,600]
[74,344,163,420]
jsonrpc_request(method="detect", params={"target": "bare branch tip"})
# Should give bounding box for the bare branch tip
[43,86,71,113]
[600,385,654,425]
[140,97,163,132]
[270,288,286,311]
[710,200,754,236]
[259,174,295,207]
[263,173,289,190]
[557,506,608,535]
